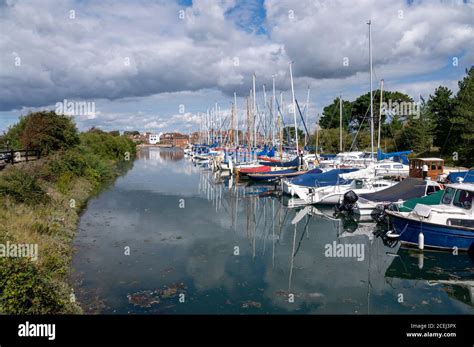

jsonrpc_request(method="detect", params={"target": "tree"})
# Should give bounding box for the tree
[2,116,27,149]
[451,66,474,166]
[20,111,80,155]
[351,90,413,134]
[124,130,140,136]
[319,97,352,130]
[310,128,352,153]
[282,126,304,145]
[109,130,120,137]
[427,86,454,149]
[396,102,435,154]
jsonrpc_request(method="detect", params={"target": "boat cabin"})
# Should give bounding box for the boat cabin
[409,158,444,180]
[440,183,473,213]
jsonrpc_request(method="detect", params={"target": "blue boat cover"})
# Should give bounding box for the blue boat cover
[359,177,428,202]
[257,145,268,156]
[260,156,300,167]
[447,170,474,183]
[288,168,358,187]
[267,147,276,158]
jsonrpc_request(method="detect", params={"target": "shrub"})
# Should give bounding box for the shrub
[19,111,80,155]
[0,168,48,204]
[0,258,71,314]
[57,172,74,194]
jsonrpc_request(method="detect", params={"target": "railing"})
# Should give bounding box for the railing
[0,148,41,165]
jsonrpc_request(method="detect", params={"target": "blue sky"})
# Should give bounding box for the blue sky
[0,0,473,133]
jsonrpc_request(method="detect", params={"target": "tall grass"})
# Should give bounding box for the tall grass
[0,131,136,314]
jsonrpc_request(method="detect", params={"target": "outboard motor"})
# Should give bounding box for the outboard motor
[371,204,387,224]
[335,190,358,214]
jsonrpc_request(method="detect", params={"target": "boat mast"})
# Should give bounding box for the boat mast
[230,99,234,147]
[368,20,374,160]
[305,86,310,147]
[378,79,384,150]
[263,84,267,144]
[289,62,299,155]
[316,114,319,154]
[272,75,276,147]
[280,92,283,160]
[234,92,238,147]
[339,94,343,152]
[253,74,257,148]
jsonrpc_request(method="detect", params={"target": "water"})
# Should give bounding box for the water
[71,147,474,314]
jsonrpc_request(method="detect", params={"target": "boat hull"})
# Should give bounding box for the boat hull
[388,212,474,251]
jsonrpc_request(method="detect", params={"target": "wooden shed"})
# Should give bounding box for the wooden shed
[409,158,444,180]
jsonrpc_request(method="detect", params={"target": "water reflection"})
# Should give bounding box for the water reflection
[72,148,474,314]
[137,147,184,161]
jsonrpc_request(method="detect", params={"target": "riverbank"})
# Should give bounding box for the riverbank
[0,130,136,314]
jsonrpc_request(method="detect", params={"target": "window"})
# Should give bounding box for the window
[431,163,437,170]
[394,164,404,169]
[441,187,456,205]
[447,219,474,228]
[426,185,436,195]
[453,190,473,210]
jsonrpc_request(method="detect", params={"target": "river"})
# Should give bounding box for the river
[71,147,474,314]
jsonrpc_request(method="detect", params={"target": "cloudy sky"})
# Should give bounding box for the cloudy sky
[0,0,473,133]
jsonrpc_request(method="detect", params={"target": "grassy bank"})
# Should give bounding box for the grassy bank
[0,129,136,314]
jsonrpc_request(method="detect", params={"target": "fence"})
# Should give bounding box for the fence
[0,149,40,165]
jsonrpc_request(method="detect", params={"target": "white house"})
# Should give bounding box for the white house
[148,134,159,144]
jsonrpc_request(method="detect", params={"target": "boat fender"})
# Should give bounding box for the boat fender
[418,231,424,250]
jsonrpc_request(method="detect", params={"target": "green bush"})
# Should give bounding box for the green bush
[57,172,74,194]
[0,258,71,314]
[0,168,48,205]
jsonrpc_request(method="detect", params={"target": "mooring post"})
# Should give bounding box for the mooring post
[10,149,14,164]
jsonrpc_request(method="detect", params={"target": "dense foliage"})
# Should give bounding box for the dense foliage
[0,112,136,314]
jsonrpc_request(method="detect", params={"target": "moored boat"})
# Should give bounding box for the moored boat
[385,183,474,251]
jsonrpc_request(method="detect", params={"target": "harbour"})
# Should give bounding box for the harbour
[71,147,473,314]
[1,0,473,343]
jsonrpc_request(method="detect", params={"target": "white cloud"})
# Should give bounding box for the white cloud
[0,0,472,132]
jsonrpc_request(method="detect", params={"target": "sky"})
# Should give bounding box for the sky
[0,0,473,134]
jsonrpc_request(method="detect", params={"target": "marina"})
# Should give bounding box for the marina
[71,147,474,314]
[1,0,473,343]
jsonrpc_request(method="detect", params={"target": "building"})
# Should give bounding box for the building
[148,134,160,145]
[160,132,189,148]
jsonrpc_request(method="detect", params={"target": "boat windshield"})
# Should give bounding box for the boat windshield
[441,187,456,205]
[452,189,473,210]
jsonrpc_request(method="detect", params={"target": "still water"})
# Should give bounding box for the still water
[72,148,474,314]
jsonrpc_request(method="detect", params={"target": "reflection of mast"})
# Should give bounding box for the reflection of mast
[272,200,275,268]
[289,223,297,292]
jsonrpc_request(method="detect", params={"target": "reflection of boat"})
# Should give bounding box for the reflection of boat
[385,248,474,307]
[386,183,474,251]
